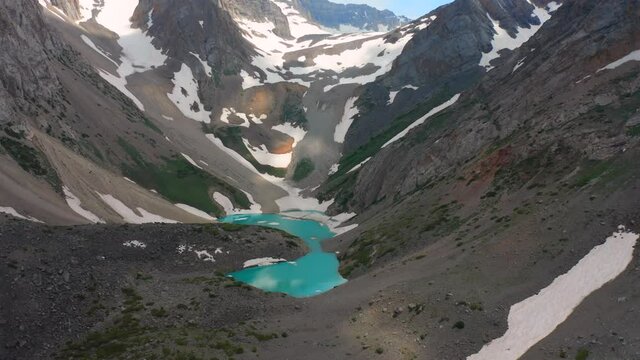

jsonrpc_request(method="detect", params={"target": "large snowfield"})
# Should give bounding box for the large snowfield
[468,227,639,360]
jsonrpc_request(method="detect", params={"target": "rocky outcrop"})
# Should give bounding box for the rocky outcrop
[0,0,63,123]
[294,0,408,32]
[219,0,292,38]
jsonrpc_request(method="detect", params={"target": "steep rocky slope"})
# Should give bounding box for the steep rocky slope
[0,0,258,224]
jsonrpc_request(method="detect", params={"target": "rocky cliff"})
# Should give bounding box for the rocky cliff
[0,0,63,124]
[343,0,563,153]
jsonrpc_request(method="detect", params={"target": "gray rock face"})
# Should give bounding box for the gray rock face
[343,0,561,153]
[219,0,292,38]
[134,0,254,74]
[0,0,63,124]
[294,0,408,32]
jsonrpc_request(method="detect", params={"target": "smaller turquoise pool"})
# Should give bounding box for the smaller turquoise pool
[221,213,347,298]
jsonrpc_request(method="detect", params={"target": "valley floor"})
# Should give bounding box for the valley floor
[2,167,640,360]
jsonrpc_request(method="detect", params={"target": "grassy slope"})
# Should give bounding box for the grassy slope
[117,138,250,217]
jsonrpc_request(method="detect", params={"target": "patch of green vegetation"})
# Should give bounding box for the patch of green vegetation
[572,160,612,188]
[150,307,168,318]
[319,90,460,210]
[340,201,463,277]
[81,139,105,162]
[419,201,462,236]
[61,287,147,358]
[4,126,25,139]
[246,330,278,342]
[292,158,315,182]
[141,115,162,134]
[575,348,589,360]
[0,136,62,192]
[135,272,153,281]
[212,340,244,356]
[220,223,245,232]
[375,347,384,354]
[211,127,287,177]
[452,321,465,330]
[117,137,249,216]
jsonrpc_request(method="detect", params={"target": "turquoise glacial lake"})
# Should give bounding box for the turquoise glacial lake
[220,213,347,298]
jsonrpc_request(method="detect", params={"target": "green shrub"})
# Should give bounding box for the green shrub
[575,348,589,360]
[292,158,315,182]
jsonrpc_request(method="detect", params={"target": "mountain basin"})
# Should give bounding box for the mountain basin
[221,213,347,298]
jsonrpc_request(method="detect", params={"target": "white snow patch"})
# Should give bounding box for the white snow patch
[206,135,330,213]
[271,1,329,38]
[0,207,44,223]
[240,69,263,90]
[181,153,203,170]
[189,51,212,76]
[123,240,147,249]
[243,257,286,268]
[272,123,307,148]
[597,50,640,72]
[219,108,250,128]
[479,1,558,70]
[213,192,235,216]
[241,191,263,214]
[468,226,639,360]
[388,91,400,104]
[383,94,460,148]
[512,57,527,73]
[79,0,168,110]
[283,210,358,234]
[328,163,340,176]
[389,84,419,104]
[38,0,68,22]
[97,193,179,224]
[194,250,215,262]
[175,204,216,221]
[347,157,372,173]
[63,186,104,223]
[213,191,261,216]
[242,139,292,168]
[167,64,212,123]
[334,97,359,143]
[80,35,118,66]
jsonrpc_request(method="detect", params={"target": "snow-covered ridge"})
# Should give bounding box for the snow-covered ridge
[235,4,435,90]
